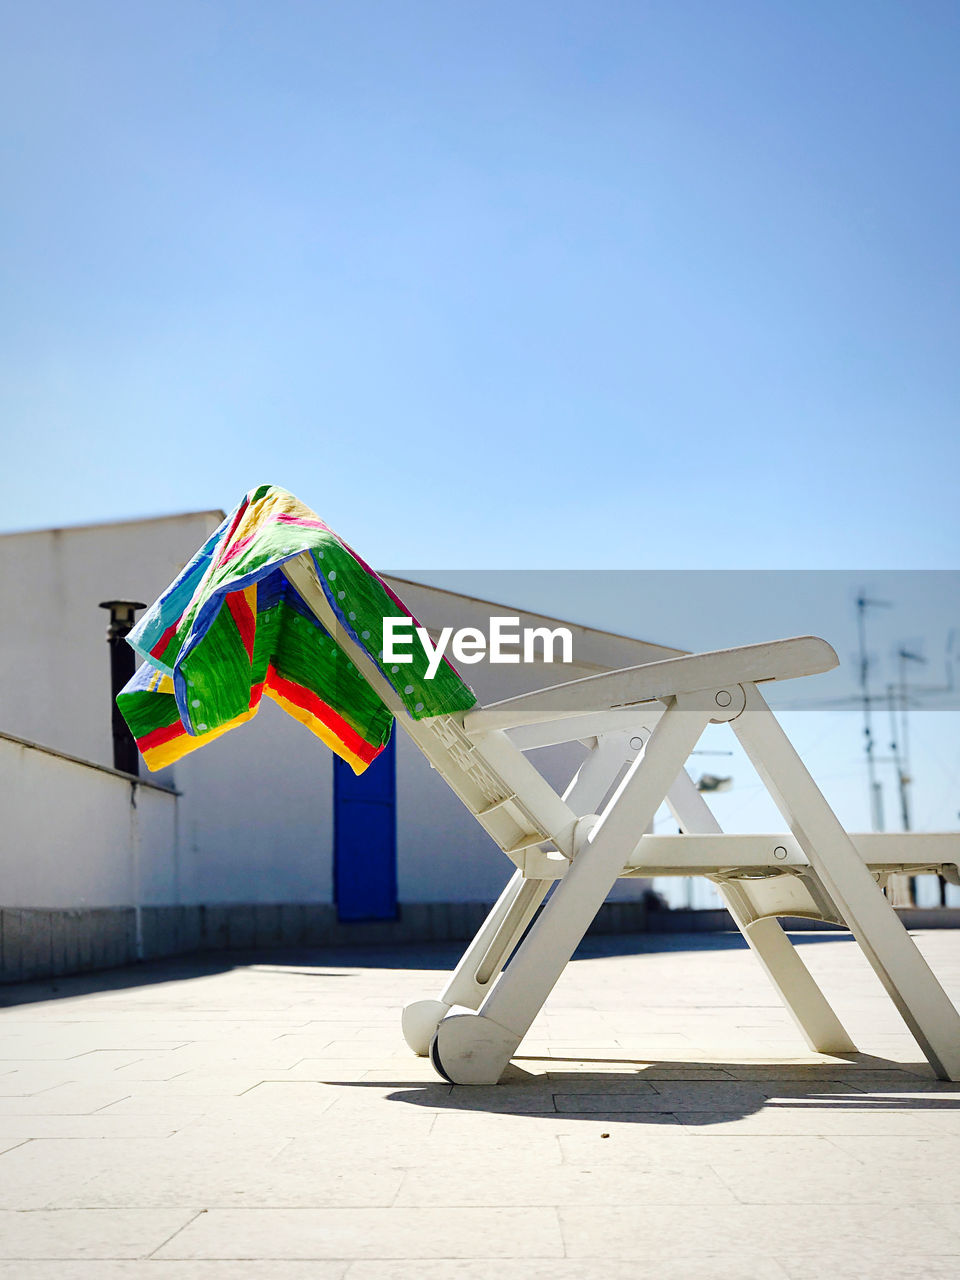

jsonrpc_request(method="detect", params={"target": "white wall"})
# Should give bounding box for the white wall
[1,518,656,909]
[0,733,178,908]
[0,512,224,765]
[0,513,337,906]
[171,699,335,905]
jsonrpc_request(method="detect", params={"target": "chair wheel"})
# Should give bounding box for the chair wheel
[427,1012,520,1085]
[429,1030,452,1082]
[401,998,450,1056]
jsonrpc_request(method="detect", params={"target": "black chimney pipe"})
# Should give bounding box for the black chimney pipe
[99,599,146,775]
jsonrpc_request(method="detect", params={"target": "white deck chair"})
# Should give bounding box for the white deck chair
[283,554,960,1085]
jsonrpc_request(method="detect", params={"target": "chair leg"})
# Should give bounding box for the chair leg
[733,682,960,1081]
[431,698,712,1084]
[722,895,858,1055]
[665,771,857,1055]
[403,733,631,1055]
[401,871,549,1054]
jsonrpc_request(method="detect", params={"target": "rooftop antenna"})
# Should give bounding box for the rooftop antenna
[887,646,926,903]
[890,633,960,906]
[892,646,926,832]
[856,593,892,832]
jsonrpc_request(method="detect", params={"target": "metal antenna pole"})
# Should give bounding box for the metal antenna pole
[887,660,912,906]
[856,594,890,832]
[896,647,925,834]
[886,681,909,833]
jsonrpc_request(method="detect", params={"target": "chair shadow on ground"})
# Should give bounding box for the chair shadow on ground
[334,1055,960,1127]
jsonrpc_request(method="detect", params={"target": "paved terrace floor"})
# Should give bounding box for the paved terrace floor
[1,929,959,1279]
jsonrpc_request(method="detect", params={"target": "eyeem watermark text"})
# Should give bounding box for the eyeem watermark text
[383,616,573,679]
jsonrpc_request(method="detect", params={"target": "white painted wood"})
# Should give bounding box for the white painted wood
[463,637,839,734]
[666,769,857,1055]
[430,1012,522,1085]
[475,699,712,1044]
[399,999,453,1057]
[559,732,634,812]
[286,548,960,1083]
[732,681,960,1081]
[402,734,634,1052]
[517,830,960,880]
[506,704,663,751]
[401,871,548,1056]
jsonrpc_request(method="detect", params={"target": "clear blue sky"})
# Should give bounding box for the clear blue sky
[2,0,958,569]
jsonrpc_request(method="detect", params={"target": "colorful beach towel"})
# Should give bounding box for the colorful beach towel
[117,485,477,774]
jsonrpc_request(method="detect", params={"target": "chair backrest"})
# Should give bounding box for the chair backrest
[281,553,581,862]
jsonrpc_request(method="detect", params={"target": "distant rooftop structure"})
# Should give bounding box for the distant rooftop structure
[0,507,227,539]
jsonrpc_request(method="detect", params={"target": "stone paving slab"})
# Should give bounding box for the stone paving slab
[0,930,959,1275]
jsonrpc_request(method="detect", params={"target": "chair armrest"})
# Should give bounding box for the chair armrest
[462,636,838,735]
[507,704,664,751]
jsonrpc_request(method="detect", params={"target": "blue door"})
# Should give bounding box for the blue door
[333,733,398,921]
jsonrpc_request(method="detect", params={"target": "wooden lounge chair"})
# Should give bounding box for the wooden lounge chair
[282,553,960,1086]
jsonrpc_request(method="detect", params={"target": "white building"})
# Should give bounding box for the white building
[0,511,673,981]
